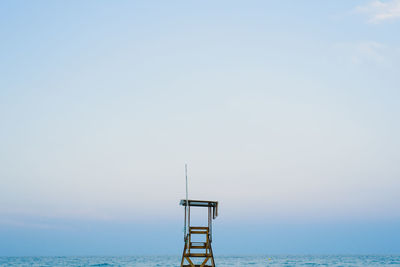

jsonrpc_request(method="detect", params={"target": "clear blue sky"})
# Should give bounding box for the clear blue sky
[1,0,399,255]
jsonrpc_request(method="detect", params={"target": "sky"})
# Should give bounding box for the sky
[0,0,400,256]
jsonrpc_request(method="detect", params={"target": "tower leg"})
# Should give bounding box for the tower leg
[200,257,209,267]
[209,245,215,267]
[180,241,187,267]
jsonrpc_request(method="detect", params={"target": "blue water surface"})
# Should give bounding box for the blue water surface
[1,255,400,266]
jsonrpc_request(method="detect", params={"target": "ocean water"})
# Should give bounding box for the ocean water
[0,255,400,266]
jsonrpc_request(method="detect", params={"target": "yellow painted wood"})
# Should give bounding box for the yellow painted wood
[180,199,217,267]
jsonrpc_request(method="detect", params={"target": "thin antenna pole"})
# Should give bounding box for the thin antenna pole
[185,163,188,237]
[185,163,188,205]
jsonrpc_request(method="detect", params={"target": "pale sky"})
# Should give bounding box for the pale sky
[0,0,399,255]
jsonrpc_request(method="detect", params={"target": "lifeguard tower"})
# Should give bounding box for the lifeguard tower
[180,199,219,267]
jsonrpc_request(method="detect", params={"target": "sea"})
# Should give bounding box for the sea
[1,255,400,266]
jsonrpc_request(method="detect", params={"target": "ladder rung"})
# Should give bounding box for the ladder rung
[190,242,207,249]
[190,230,208,234]
[190,245,207,249]
[189,242,207,249]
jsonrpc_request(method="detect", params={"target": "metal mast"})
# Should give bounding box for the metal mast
[185,163,188,238]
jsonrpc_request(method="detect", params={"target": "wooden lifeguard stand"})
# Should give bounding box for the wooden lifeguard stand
[180,199,218,267]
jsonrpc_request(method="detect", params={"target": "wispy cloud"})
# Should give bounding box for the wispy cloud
[334,41,388,65]
[353,41,387,63]
[356,0,400,23]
